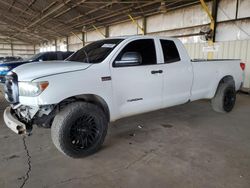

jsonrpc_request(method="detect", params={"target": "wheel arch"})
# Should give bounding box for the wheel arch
[58,94,110,122]
[218,75,235,86]
[211,75,235,98]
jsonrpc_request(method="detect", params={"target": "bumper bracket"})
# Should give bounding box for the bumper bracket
[4,107,30,135]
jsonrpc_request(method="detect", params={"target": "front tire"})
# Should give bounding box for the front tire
[211,82,236,113]
[51,102,108,158]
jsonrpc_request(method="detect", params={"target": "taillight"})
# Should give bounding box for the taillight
[240,62,245,71]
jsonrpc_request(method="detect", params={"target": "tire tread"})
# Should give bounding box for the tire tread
[211,82,236,113]
[51,102,108,158]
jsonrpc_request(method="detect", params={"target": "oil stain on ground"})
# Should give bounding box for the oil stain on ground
[161,124,174,128]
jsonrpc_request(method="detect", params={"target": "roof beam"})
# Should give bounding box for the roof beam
[35,1,113,33]
[54,0,87,19]
[0,0,32,15]
[26,0,72,29]
[54,1,155,32]
[71,1,159,30]
[8,0,16,12]
[0,16,48,41]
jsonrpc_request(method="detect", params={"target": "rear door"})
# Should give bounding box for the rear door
[111,38,164,119]
[160,39,193,107]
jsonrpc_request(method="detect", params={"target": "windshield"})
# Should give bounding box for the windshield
[67,39,123,63]
[26,53,43,61]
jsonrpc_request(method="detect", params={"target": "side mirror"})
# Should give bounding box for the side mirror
[115,52,142,66]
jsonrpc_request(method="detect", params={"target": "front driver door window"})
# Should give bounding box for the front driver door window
[111,39,164,119]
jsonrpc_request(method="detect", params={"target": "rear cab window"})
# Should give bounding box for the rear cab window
[160,40,180,63]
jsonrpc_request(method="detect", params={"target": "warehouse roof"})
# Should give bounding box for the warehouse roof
[0,0,211,44]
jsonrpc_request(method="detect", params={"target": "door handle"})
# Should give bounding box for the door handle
[151,70,163,74]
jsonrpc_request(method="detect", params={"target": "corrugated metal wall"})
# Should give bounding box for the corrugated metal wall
[0,42,35,58]
[185,40,250,88]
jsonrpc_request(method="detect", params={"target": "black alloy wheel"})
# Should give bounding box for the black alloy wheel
[70,114,101,151]
[223,87,236,112]
[51,102,108,158]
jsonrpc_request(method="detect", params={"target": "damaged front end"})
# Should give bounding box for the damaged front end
[4,104,56,135]
[3,71,56,134]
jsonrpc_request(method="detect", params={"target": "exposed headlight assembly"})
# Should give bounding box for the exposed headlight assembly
[19,81,49,97]
[0,66,10,72]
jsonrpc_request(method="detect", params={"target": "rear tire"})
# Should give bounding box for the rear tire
[211,82,236,113]
[51,102,108,158]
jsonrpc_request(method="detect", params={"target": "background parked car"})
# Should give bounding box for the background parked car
[0,56,23,63]
[0,51,74,83]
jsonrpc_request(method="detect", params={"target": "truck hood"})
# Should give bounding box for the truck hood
[12,61,92,81]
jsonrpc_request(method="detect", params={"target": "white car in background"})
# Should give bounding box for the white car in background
[3,36,245,158]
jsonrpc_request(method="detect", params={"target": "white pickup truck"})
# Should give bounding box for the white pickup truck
[3,36,245,158]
